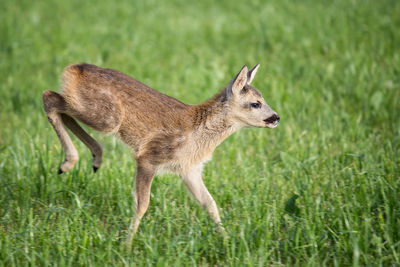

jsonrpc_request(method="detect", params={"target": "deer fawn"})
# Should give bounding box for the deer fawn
[42,63,279,246]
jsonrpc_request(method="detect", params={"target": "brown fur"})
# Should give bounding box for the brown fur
[42,63,279,247]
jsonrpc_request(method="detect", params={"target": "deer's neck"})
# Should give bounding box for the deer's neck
[190,91,241,154]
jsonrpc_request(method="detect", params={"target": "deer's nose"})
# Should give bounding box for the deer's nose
[264,114,280,124]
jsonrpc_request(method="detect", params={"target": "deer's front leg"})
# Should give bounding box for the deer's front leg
[126,159,156,248]
[181,164,224,231]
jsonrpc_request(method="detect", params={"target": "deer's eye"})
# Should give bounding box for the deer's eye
[250,102,261,109]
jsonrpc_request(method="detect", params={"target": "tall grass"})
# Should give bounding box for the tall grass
[1,0,399,265]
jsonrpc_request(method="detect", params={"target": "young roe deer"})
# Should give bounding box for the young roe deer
[42,63,280,246]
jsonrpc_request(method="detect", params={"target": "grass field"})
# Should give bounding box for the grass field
[1,0,399,265]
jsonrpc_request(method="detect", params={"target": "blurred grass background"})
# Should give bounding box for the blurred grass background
[0,0,399,265]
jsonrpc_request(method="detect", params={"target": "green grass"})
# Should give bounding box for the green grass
[1,0,399,265]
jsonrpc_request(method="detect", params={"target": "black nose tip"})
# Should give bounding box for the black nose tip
[264,114,280,124]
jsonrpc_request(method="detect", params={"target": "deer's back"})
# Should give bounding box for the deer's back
[61,63,192,148]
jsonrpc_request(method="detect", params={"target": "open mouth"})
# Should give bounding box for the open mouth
[265,120,279,128]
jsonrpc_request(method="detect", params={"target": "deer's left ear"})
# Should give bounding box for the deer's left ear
[247,63,260,85]
[231,65,248,95]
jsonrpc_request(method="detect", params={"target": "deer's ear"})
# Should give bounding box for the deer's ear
[231,65,248,95]
[247,63,260,85]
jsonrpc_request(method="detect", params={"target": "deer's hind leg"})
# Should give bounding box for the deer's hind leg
[61,114,103,172]
[43,90,78,174]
